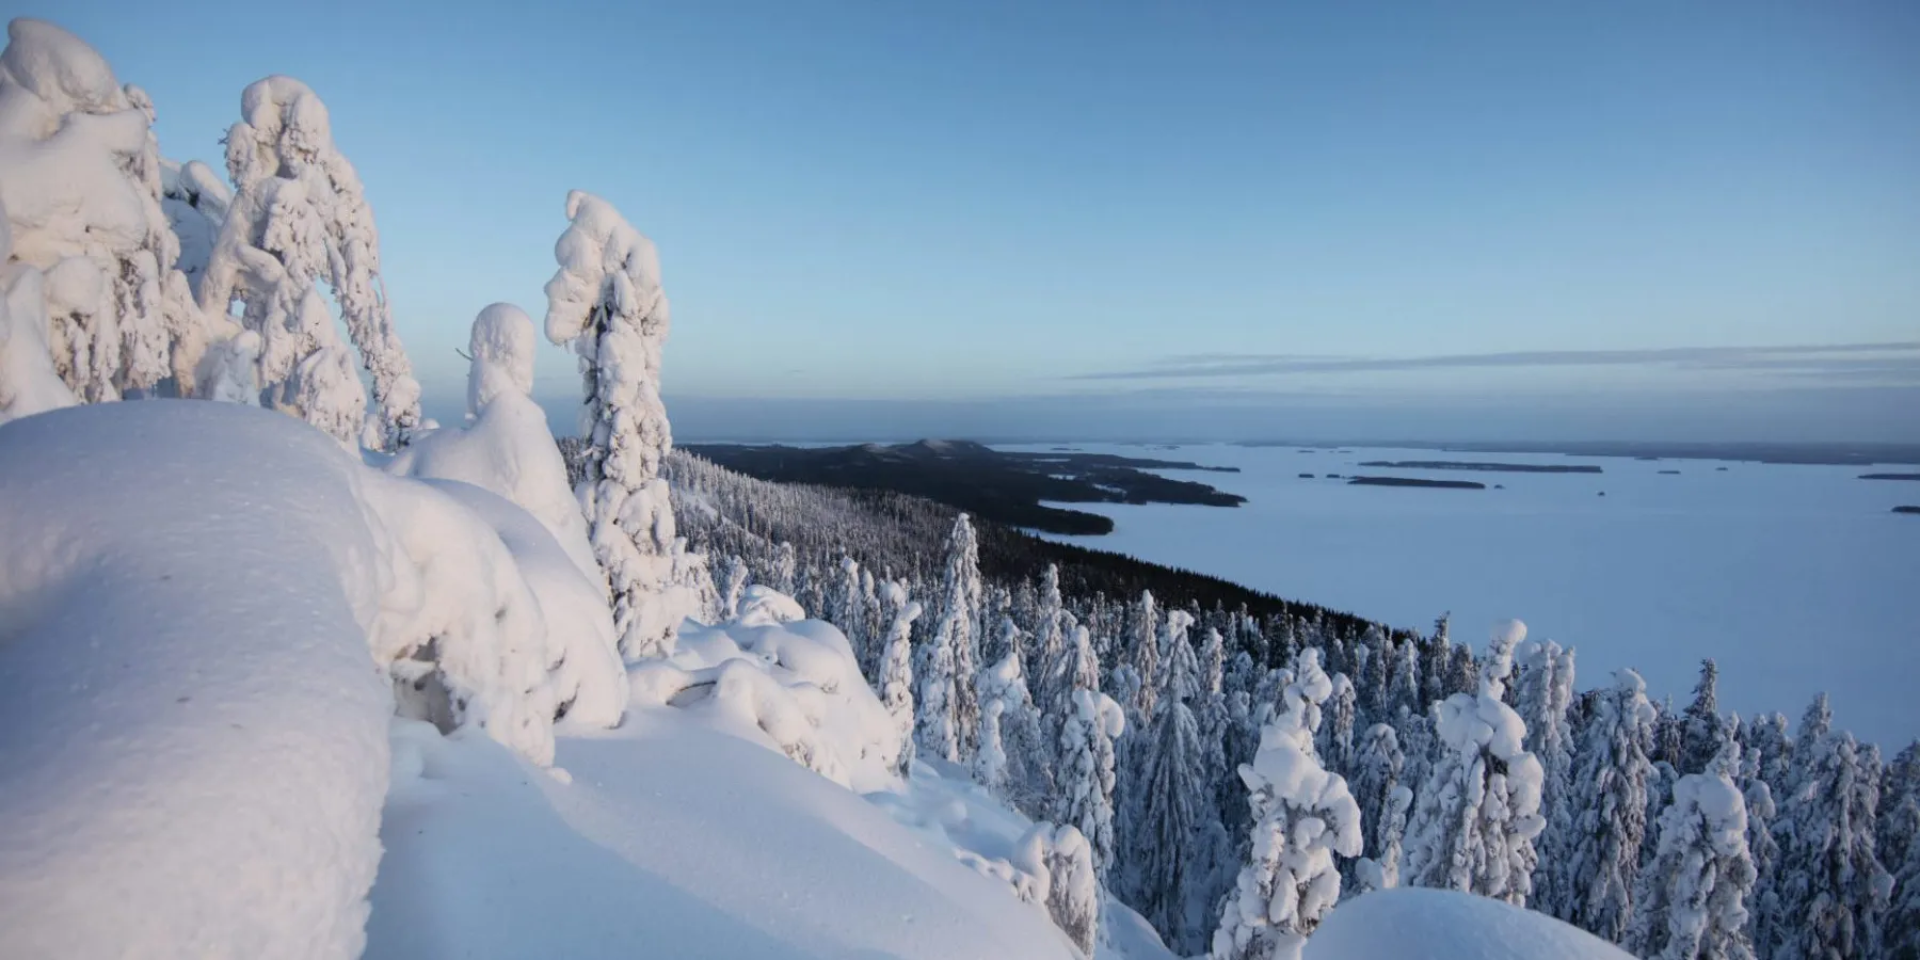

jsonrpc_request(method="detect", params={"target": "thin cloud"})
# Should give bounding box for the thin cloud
[1072,342,1920,381]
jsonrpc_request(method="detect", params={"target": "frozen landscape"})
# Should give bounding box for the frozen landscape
[1005,442,1920,747]
[2,12,1916,960]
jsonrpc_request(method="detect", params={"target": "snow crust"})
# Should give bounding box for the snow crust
[1304,888,1635,960]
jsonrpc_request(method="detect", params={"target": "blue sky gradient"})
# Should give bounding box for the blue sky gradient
[35,0,1920,440]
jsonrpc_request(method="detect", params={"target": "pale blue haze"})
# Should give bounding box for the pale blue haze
[34,0,1920,440]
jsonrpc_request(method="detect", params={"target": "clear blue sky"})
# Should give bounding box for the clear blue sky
[37,0,1920,441]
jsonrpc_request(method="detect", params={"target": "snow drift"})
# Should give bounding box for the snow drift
[1304,888,1635,960]
[0,400,633,957]
[0,401,393,958]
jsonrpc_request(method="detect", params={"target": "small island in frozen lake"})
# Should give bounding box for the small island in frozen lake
[1347,476,1488,490]
[1357,460,1603,474]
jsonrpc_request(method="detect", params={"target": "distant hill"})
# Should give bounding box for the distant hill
[679,439,1245,536]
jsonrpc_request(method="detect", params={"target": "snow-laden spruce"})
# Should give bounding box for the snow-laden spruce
[0,19,203,406]
[1134,610,1212,954]
[1560,667,1659,941]
[543,190,704,659]
[938,512,985,761]
[1402,620,1545,906]
[1625,732,1758,960]
[1055,675,1125,879]
[387,303,626,728]
[1348,722,1410,894]
[877,583,920,777]
[1769,714,1894,960]
[200,74,421,447]
[1516,636,1578,916]
[1212,648,1363,960]
[0,195,78,422]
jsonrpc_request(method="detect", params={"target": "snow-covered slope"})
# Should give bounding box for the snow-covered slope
[372,710,1083,960]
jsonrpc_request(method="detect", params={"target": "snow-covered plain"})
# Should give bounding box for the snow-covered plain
[1006,442,1918,746]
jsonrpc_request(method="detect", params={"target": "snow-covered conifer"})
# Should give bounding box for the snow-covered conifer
[542,191,688,658]
[878,587,920,777]
[1056,688,1125,879]
[1031,563,1065,695]
[1130,591,1161,719]
[1319,673,1357,773]
[203,74,421,445]
[719,554,749,622]
[1517,637,1577,916]
[934,514,984,760]
[1403,620,1545,906]
[1348,722,1407,892]
[1211,657,1363,960]
[1134,612,1210,953]
[917,602,962,764]
[1628,733,1758,960]
[1883,743,1920,960]
[1680,660,1728,776]
[0,20,206,404]
[0,197,78,423]
[1044,824,1100,955]
[1772,726,1894,960]
[1562,668,1659,940]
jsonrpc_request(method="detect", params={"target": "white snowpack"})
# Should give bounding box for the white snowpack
[1304,887,1635,960]
[371,700,1092,960]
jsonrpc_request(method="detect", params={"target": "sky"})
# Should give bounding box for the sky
[36,0,1920,442]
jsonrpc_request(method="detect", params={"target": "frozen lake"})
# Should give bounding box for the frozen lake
[1001,443,1919,749]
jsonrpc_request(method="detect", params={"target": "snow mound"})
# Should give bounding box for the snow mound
[1304,888,1635,960]
[629,609,902,792]
[0,400,392,959]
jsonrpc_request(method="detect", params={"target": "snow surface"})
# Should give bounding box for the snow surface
[1005,442,1919,745]
[0,401,392,959]
[371,686,1142,960]
[1305,888,1635,960]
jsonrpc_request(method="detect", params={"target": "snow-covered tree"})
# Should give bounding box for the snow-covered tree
[1884,747,1920,960]
[934,513,984,760]
[1031,563,1066,696]
[1562,668,1659,940]
[0,198,78,423]
[1680,660,1728,776]
[1516,637,1577,915]
[1402,620,1544,906]
[977,648,1047,807]
[718,554,749,621]
[1056,687,1125,880]
[1627,734,1758,960]
[916,603,962,765]
[0,19,206,405]
[1130,591,1161,720]
[202,74,421,447]
[1042,823,1100,956]
[1771,726,1894,960]
[877,586,919,777]
[1883,743,1920,960]
[1347,722,1407,893]
[1318,673,1356,773]
[1211,658,1363,960]
[1134,613,1210,954]
[829,556,867,663]
[543,190,687,658]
